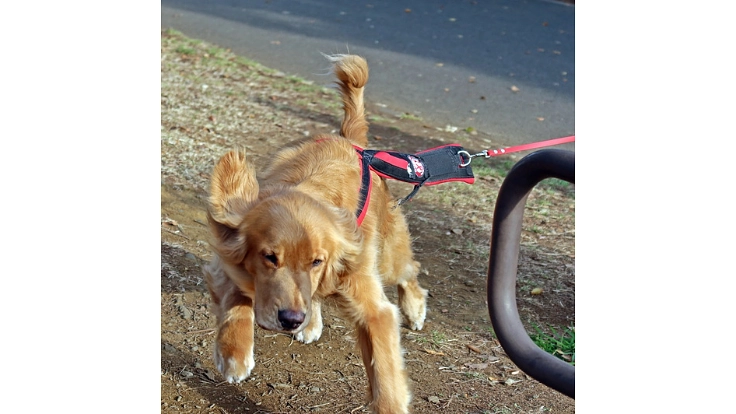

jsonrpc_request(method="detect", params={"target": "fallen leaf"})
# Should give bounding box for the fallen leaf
[436,62,444,67]
[464,362,489,370]
[468,76,476,83]
[467,344,482,353]
[404,8,412,13]
[424,349,445,356]
[504,378,522,386]
[428,396,440,404]
[510,85,520,93]
[536,117,545,121]
[531,287,543,295]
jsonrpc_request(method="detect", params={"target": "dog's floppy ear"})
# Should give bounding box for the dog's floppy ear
[207,150,259,262]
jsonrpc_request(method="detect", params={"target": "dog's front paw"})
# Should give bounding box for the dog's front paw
[214,344,255,383]
[295,325,322,344]
[295,312,323,344]
[399,284,428,331]
[407,302,426,331]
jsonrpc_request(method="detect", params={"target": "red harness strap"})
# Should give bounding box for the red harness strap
[354,146,373,226]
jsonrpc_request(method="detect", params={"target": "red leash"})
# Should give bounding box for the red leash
[459,135,575,166]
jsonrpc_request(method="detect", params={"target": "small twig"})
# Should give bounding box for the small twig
[308,401,333,409]
[262,333,292,339]
[442,394,455,409]
[194,218,208,226]
[188,328,215,334]
[350,404,365,413]
[162,227,191,239]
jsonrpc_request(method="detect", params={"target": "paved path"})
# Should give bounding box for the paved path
[162,0,574,149]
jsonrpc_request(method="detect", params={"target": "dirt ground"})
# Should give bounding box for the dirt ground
[161,29,575,413]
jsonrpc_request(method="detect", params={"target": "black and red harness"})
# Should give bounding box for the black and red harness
[353,144,474,226]
[320,134,575,226]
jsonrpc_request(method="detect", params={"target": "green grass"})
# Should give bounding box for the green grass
[399,112,422,121]
[537,177,575,198]
[174,46,196,55]
[529,324,575,365]
[367,114,393,123]
[415,330,448,349]
[471,158,517,179]
[430,330,447,346]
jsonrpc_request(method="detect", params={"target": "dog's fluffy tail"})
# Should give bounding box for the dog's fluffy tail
[325,54,369,148]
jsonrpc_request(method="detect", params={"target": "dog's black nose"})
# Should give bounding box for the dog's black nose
[277,310,305,330]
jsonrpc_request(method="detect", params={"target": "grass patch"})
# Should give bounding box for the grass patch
[367,114,393,124]
[430,330,447,346]
[537,177,575,198]
[174,46,196,55]
[414,330,449,349]
[481,158,517,178]
[529,324,575,365]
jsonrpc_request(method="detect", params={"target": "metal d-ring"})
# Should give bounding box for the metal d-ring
[458,150,490,167]
[458,150,472,167]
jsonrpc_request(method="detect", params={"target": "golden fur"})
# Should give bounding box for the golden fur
[203,54,427,414]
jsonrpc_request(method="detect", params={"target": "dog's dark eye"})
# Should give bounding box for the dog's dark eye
[312,259,323,267]
[263,253,278,266]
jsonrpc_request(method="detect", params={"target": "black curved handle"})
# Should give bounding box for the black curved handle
[487,149,575,398]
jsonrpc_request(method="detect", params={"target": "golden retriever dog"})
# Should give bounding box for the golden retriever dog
[203,54,427,413]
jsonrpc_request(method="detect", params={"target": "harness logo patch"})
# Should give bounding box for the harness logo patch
[408,155,424,178]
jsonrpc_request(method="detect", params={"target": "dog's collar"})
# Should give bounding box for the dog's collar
[353,144,475,226]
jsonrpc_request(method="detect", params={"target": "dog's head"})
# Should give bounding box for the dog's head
[207,150,362,333]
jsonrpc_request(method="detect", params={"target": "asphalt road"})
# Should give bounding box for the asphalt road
[161,0,574,149]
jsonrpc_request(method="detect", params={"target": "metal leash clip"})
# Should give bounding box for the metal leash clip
[458,150,491,167]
